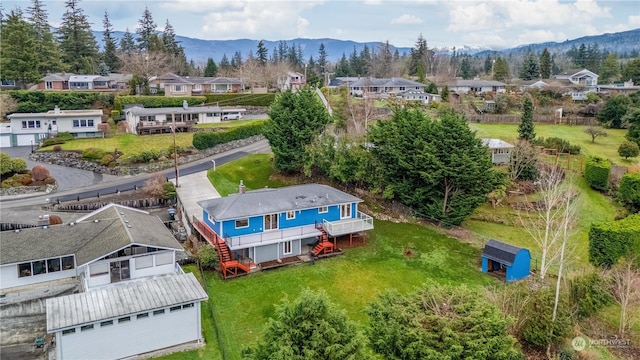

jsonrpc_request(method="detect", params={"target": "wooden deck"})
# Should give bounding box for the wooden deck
[136,121,194,135]
[192,219,251,278]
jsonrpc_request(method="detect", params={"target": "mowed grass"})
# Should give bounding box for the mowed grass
[207,154,287,196]
[201,220,496,360]
[468,123,632,165]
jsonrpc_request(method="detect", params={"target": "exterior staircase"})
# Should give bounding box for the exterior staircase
[312,228,334,256]
[192,218,250,278]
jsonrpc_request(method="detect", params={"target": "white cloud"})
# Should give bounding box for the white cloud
[390,14,424,25]
[447,2,495,32]
[603,14,640,33]
[297,16,310,37]
[516,30,558,46]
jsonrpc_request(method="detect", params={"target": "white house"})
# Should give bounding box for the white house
[553,68,599,100]
[399,90,441,104]
[1,204,208,359]
[482,138,514,165]
[347,77,426,96]
[4,106,103,147]
[446,79,507,94]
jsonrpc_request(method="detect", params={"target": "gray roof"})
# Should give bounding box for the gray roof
[46,272,208,331]
[482,138,514,149]
[41,73,73,81]
[155,73,243,85]
[1,204,183,266]
[450,79,507,87]
[482,239,525,266]
[126,105,221,116]
[348,77,425,88]
[198,183,363,221]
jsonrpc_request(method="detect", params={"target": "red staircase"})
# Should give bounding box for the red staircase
[312,228,334,256]
[193,218,251,278]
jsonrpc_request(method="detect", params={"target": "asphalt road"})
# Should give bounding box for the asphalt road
[0,139,271,211]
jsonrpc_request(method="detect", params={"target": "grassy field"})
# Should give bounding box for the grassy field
[207,154,287,196]
[468,123,633,165]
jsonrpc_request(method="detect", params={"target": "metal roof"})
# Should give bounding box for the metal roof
[481,138,514,149]
[198,183,363,221]
[126,105,222,116]
[347,77,425,88]
[1,204,183,266]
[69,75,100,82]
[46,272,208,331]
[481,239,524,266]
[8,109,103,119]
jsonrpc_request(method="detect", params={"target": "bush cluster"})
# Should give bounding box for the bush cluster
[192,122,265,150]
[589,213,640,267]
[203,93,275,107]
[82,148,106,161]
[8,91,113,113]
[617,172,640,212]
[114,95,206,111]
[584,156,611,191]
[110,110,121,121]
[569,273,613,318]
[533,137,581,155]
[42,138,66,147]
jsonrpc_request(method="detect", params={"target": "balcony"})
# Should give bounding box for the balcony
[225,224,321,250]
[323,212,374,237]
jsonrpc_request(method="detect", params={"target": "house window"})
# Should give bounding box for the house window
[47,258,61,273]
[264,214,278,231]
[193,84,202,91]
[173,85,184,92]
[21,120,41,129]
[45,81,53,89]
[170,305,182,312]
[318,206,328,213]
[286,210,295,220]
[137,313,149,319]
[283,241,292,255]
[208,214,215,223]
[135,256,153,269]
[235,218,249,228]
[90,262,109,277]
[118,316,131,323]
[62,328,75,335]
[155,252,173,266]
[100,320,113,327]
[153,309,165,316]
[183,303,194,309]
[80,324,94,332]
[18,263,32,277]
[32,260,46,275]
[340,203,352,219]
[62,256,74,270]
[87,119,94,127]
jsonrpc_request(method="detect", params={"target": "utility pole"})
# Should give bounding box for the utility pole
[172,113,179,187]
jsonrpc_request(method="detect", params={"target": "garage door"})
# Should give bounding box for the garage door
[0,134,11,148]
[16,134,34,146]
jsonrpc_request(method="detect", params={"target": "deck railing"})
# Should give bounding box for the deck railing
[323,211,374,236]
[225,224,320,249]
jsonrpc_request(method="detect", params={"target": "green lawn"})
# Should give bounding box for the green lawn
[207,154,287,196]
[468,123,632,165]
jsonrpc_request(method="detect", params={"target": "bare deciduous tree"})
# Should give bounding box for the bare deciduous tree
[608,257,640,337]
[118,51,173,83]
[509,140,539,181]
[584,126,608,143]
[143,173,168,198]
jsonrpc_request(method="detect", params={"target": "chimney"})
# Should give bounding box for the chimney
[239,180,246,194]
[54,105,60,114]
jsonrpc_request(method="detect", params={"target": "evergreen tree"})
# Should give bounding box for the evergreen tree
[136,6,156,51]
[0,10,40,87]
[484,54,493,74]
[518,97,536,141]
[520,51,540,80]
[622,58,640,85]
[349,46,362,76]
[203,58,217,77]
[597,95,631,128]
[460,57,472,79]
[119,28,136,55]
[218,54,231,73]
[539,48,551,79]
[493,57,510,81]
[426,82,438,94]
[102,10,120,72]
[360,44,371,75]
[441,85,449,101]
[409,33,432,80]
[27,0,63,74]
[231,51,242,70]
[317,43,327,76]
[599,53,620,83]
[161,19,179,55]
[335,53,351,77]
[277,40,288,62]
[242,290,370,360]
[256,40,268,66]
[576,43,587,67]
[585,44,601,72]
[57,0,98,73]
[264,88,331,174]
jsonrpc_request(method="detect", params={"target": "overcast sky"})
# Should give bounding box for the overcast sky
[4,0,640,49]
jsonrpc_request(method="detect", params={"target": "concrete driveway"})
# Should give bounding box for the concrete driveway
[2,146,118,191]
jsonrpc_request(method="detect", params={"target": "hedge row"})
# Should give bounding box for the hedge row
[533,137,581,155]
[589,213,640,267]
[8,91,114,113]
[584,156,611,191]
[203,93,276,107]
[617,172,640,213]
[114,95,207,111]
[192,122,265,150]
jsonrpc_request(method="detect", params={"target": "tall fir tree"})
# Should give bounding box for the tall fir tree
[460,57,472,79]
[518,97,536,141]
[539,48,551,79]
[493,57,510,81]
[27,0,63,74]
[161,19,189,75]
[218,54,231,73]
[102,10,120,72]
[519,51,540,80]
[256,40,268,66]
[57,0,98,74]
[119,28,136,55]
[318,43,327,75]
[136,6,156,51]
[203,58,217,77]
[335,53,351,77]
[0,10,40,87]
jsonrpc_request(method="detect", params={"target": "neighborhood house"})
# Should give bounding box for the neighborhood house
[149,73,244,96]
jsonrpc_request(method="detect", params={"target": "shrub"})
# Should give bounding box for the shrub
[163,181,176,200]
[97,123,110,136]
[197,244,218,269]
[82,148,106,161]
[584,156,611,191]
[204,93,276,107]
[31,165,50,181]
[589,213,640,267]
[618,172,640,212]
[533,137,581,155]
[192,122,265,150]
[110,109,121,121]
[11,158,27,173]
[8,91,112,113]
[44,177,55,185]
[520,289,572,348]
[53,145,62,152]
[100,154,115,166]
[618,141,640,159]
[1,152,12,175]
[57,132,74,140]
[42,138,66,147]
[20,174,32,185]
[569,273,613,318]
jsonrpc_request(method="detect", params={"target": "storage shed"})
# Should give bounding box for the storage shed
[481,239,531,282]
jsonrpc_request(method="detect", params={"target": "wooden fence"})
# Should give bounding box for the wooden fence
[466,114,597,126]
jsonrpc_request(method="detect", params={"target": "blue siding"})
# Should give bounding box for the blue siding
[506,249,531,282]
[223,215,263,237]
[202,210,221,235]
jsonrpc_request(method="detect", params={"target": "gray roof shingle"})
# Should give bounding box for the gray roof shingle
[198,184,362,221]
[482,239,523,266]
[46,272,208,331]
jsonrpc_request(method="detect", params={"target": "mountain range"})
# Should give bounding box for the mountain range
[94,28,640,64]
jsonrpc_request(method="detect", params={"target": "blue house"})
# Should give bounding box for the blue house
[481,240,531,282]
[196,183,374,277]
